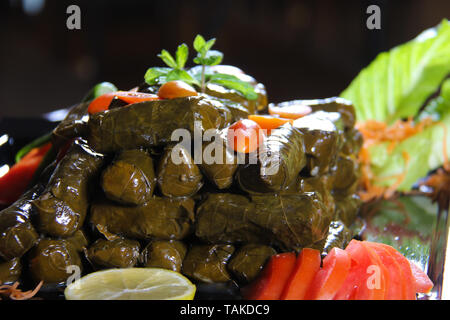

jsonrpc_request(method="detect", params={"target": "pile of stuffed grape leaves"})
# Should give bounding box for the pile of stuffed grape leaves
[0,50,363,298]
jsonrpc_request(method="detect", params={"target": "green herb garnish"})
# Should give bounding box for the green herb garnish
[144,35,258,100]
[192,35,222,92]
[145,43,198,86]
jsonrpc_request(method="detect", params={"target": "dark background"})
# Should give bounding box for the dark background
[0,0,449,117]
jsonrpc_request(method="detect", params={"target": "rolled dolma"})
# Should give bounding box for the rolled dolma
[341,127,363,156]
[198,128,238,190]
[85,238,140,269]
[293,111,342,176]
[28,239,82,285]
[90,197,193,241]
[220,99,251,122]
[249,193,333,251]
[0,185,41,260]
[52,101,90,146]
[66,229,89,252]
[182,244,235,283]
[334,194,362,227]
[195,193,267,244]
[101,149,156,205]
[203,94,250,122]
[284,175,336,216]
[227,244,276,284]
[330,154,360,194]
[189,64,268,114]
[87,96,228,154]
[237,122,306,193]
[33,140,105,238]
[0,258,22,285]
[140,240,187,272]
[157,145,203,198]
[208,99,233,127]
[301,175,336,212]
[273,97,356,130]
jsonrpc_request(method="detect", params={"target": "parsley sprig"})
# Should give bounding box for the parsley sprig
[144,35,258,100]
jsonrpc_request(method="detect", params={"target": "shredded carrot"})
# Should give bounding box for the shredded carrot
[356,117,435,202]
[0,280,43,300]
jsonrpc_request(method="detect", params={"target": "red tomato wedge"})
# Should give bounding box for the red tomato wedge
[280,248,321,300]
[305,247,351,300]
[227,119,266,153]
[243,252,296,300]
[268,103,312,120]
[334,239,386,300]
[157,80,198,99]
[374,243,416,300]
[360,241,389,299]
[87,91,160,114]
[364,242,403,300]
[248,115,293,135]
[409,260,433,294]
[0,142,51,206]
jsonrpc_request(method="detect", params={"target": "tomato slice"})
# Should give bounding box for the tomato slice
[334,240,385,300]
[227,119,266,154]
[248,115,293,135]
[360,241,389,299]
[305,247,351,300]
[243,252,296,300]
[268,103,312,120]
[280,248,321,300]
[375,243,416,300]
[409,260,433,294]
[365,242,403,300]
[87,91,160,114]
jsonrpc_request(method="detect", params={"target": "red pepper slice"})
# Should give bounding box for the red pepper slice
[243,252,296,300]
[0,142,52,206]
[87,91,160,114]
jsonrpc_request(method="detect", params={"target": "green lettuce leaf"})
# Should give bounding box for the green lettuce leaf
[368,80,450,191]
[417,78,450,121]
[341,19,450,124]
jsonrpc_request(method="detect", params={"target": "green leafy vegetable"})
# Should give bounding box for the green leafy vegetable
[145,44,197,86]
[207,73,258,100]
[158,49,178,69]
[166,69,198,85]
[144,67,172,85]
[175,43,189,69]
[144,34,258,100]
[193,35,215,54]
[341,19,450,124]
[417,79,450,122]
[368,79,450,191]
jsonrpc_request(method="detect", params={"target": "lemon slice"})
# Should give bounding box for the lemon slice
[64,268,196,300]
